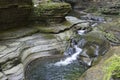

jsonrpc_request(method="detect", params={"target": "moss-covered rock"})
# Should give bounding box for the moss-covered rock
[31,2,71,23]
[97,18,120,45]
[78,46,120,80]
[100,8,120,15]
[100,3,120,15]
[104,55,120,80]
[0,26,38,40]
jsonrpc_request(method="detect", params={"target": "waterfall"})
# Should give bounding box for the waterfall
[54,29,86,66]
[77,30,86,35]
[54,45,82,66]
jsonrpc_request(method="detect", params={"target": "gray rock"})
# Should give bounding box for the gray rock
[4,64,24,80]
[0,46,7,52]
[4,64,23,75]
[0,42,24,63]
[21,42,61,61]
[65,16,86,24]
[1,58,20,71]
[0,72,7,80]
[81,14,105,22]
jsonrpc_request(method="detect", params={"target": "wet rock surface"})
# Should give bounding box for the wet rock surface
[65,30,110,66]
[25,55,87,80]
[24,26,110,80]
[0,0,120,80]
[24,15,112,80]
[0,22,74,80]
[78,46,120,80]
[0,14,119,80]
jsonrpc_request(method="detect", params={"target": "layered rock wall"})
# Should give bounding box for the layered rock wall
[0,0,32,30]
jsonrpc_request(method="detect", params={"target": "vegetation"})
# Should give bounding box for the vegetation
[37,2,70,10]
[32,2,71,23]
[103,55,120,80]
[34,2,71,16]
[96,18,120,44]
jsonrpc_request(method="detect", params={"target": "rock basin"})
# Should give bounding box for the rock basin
[25,55,87,80]
[24,30,110,80]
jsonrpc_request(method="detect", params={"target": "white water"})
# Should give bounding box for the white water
[77,30,86,35]
[54,29,86,66]
[34,4,38,7]
[54,45,82,66]
[65,16,86,24]
[33,0,41,7]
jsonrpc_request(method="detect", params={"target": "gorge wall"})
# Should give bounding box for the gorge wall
[0,0,32,30]
[0,0,120,80]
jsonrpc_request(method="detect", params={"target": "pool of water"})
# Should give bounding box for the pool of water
[25,55,88,80]
[25,29,110,80]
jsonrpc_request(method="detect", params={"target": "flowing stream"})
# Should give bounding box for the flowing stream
[24,7,112,79]
[25,56,87,80]
[25,26,110,80]
[25,30,88,80]
[54,45,82,66]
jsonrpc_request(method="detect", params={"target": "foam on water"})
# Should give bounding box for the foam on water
[54,45,82,66]
[78,30,86,35]
[34,4,37,7]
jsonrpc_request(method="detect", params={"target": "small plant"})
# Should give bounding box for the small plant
[103,55,120,80]
[104,32,120,43]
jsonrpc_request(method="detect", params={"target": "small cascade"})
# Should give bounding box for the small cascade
[24,18,110,80]
[54,29,86,66]
[54,45,82,66]
[77,30,86,35]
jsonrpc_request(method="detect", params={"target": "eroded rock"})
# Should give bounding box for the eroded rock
[4,64,24,80]
[0,0,32,30]
[78,46,120,80]
[31,2,71,23]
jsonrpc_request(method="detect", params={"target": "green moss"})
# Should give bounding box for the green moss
[62,21,72,26]
[103,55,120,80]
[96,19,120,44]
[97,20,120,32]
[100,8,120,15]
[36,25,56,33]
[43,34,55,39]
[37,2,71,10]
[105,32,120,43]
[33,2,71,16]
[85,6,98,13]
[84,31,106,45]
[0,27,38,39]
